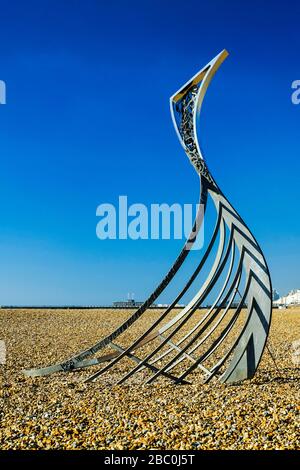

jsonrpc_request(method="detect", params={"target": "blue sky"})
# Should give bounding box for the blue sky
[0,0,299,305]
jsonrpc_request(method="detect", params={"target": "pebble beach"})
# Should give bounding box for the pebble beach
[0,307,299,450]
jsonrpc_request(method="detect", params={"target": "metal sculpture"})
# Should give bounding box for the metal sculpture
[23,50,272,385]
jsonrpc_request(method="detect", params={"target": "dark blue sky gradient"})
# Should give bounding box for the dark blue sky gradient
[0,0,299,305]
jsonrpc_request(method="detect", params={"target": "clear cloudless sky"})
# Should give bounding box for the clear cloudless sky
[0,0,299,305]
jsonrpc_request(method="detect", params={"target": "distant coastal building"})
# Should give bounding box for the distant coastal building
[273,289,300,307]
[223,300,247,309]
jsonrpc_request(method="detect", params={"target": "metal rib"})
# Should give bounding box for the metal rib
[85,190,225,383]
[23,184,206,378]
[108,343,190,384]
[115,216,227,385]
[165,258,243,379]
